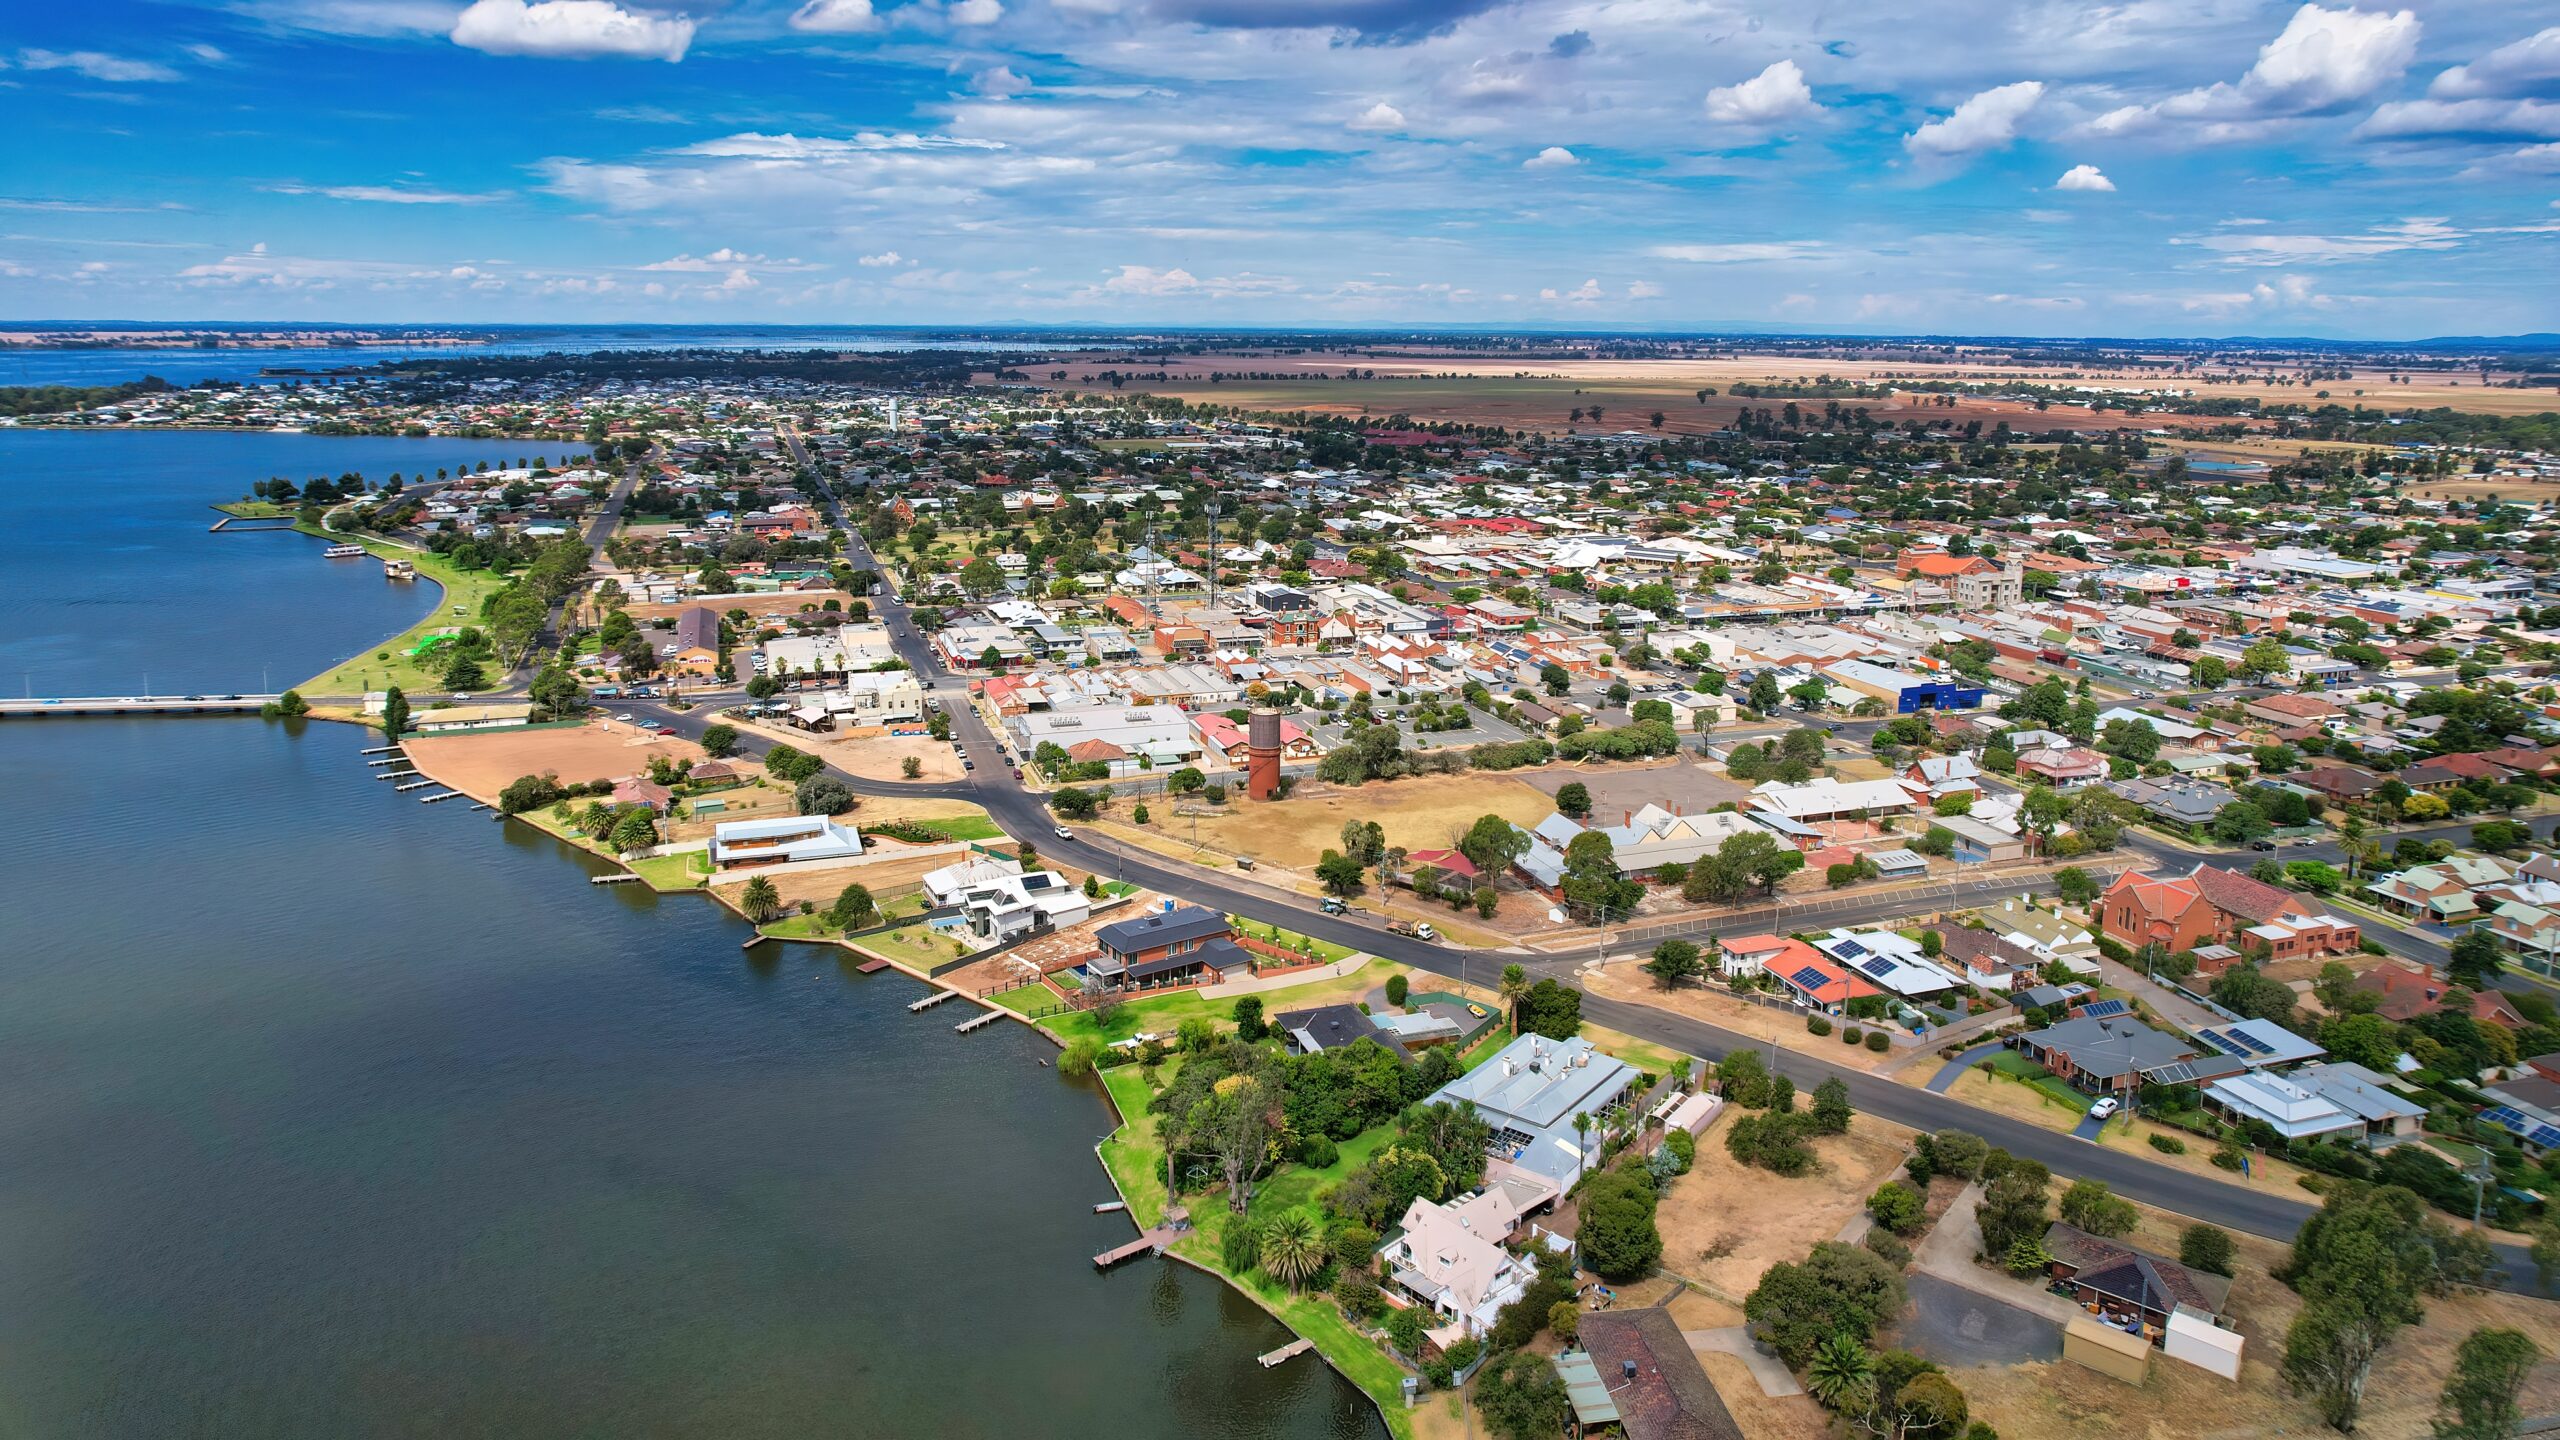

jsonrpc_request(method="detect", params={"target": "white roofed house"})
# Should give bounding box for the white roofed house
[1424,1034,1638,1188]
[1747,776,1917,824]
[1810,927,1964,999]
[1380,1191,1540,1339]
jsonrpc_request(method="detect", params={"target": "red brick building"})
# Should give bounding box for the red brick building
[2099,864,2359,962]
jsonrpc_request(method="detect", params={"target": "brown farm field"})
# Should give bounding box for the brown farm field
[991,348,2553,434]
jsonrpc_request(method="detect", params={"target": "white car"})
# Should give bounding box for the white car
[1053,825,1074,841]
[614,712,635,723]
[2088,1096,2121,1121]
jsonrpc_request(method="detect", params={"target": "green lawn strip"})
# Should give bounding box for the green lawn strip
[1046,960,1379,1048]
[214,500,291,518]
[1586,1024,1692,1080]
[1227,918,1357,965]
[759,913,842,940]
[292,533,514,696]
[992,980,1065,1015]
[852,921,974,970]
[890,815,1005,842]
[628,851,707,891]
[1985,1050,2092,1112]
[1454,1027,1514,1073]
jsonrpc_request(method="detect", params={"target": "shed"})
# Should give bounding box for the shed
[2064,1315,2153,1385]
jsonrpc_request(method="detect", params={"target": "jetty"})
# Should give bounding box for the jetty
[1258,1339,1314,1368]
[1092,1227,1182,1270]
[591,873,641,885]
[1092,1201,1126,1215]
[854,958,890,974]
[393,779,435,792]
[417,790,461,803]
[358,745,402,756]
[908,989,963,1013]
[954,1009,1004,1034]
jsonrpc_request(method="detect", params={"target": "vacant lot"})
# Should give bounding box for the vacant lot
[403,717,700,803]
[1133,772,1554,870]
[728,711,964,782]
[1518,760,1750,817]
[1654,1113,1913,1302]
[1954,1200,2560,1440]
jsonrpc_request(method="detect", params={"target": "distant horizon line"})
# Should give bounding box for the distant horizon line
[3,318,2556,351]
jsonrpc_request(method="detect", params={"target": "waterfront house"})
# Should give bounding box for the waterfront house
[708,814,864,869]
[1380,1192,1537,1338]
[1085,903,1247,991]
[1275,1004,1407,1060]
[1426,1034,1637,1187]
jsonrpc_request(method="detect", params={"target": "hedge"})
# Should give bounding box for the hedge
[1807,1016,1833,1036]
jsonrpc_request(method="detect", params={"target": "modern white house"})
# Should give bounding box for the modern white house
[761,625,898,677]
[707,814,864,869]
[788,670,926,728]
[1809,927,1965,998]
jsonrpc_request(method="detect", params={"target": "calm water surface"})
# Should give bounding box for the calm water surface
[0,435,1381,1439]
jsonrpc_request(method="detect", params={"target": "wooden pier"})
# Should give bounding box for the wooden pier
[591,874,641,885]
[908,989,963,1013]
[954,1009,1004,1034]
[359,745,402,756]
[417,791,461,803]
[393,779,435,792]
[366,757,408,767]
[1258,1339,1314,1368]
[854,958,890,974]
[1092,1227,1182,1270]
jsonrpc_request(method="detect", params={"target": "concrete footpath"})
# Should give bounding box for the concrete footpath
[1683,1328,1803,1397]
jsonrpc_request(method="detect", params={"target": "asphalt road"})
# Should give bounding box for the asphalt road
[604,536,2549,1288]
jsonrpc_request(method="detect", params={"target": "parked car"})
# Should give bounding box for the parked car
[653,726,677,737]
[615,713,635,723]
[1318,896,1346,914]
[2088,1096,2120,1121]
[1053,825,1073,841]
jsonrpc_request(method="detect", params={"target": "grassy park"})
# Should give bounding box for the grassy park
[292,533,513,696]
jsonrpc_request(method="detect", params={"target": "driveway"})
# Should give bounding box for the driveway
[1925,1041,2007,1093]
[2071,1111,2110,1141]
[1891,1273,2063,1367]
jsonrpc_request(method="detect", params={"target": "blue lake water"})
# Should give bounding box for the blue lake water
[0,432,1380,1439]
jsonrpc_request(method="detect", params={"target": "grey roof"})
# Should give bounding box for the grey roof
[1094,904,1230,955]
[2019,1015,2196,1082]
[1276,1003,1410,1061]
[1429,1034,1635,1130]
[674,606,720,651]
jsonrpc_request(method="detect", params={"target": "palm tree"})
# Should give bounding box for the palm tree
[1258,1211,1327,1290]
[740,876,783,924]
[1498,963,1532,1035]
[1805,1333,1875,1413]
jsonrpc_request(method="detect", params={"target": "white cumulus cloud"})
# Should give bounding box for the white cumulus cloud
[948,0,1002,25]
[450,0,696,62]
[1905,80,2045,157]
[1648,241,1825,263]
[2091,4,2417,141]
[2054,163,2116,192]
[859,250,906,266]
[1350,101,1406,132]
[789,0,875,31]
[1523,145,1579,170]
[1704,61,1815,125]
[16,48,179,82]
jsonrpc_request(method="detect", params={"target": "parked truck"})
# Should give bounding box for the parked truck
[1385,919,1437,942]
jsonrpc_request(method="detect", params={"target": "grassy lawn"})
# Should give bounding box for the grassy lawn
[853,922,975,971]
[294,535,515,696]
[1227,918,1358,965]
[993,978,1066,1014]
[890,814,1006,843]
[214,500,292,518]
[1587,1023,1693,1081]
[1984,1050,2097,1112]
[628,850,708,892]
[1094,1059,1419,1439]
[1453,1026,1514,1073]
[760,913,843,940]
[1044,959,1378,1048]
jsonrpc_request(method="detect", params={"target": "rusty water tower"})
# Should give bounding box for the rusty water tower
[1246,707,1284,801]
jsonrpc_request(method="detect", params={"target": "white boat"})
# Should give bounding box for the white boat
[323,544,365,558]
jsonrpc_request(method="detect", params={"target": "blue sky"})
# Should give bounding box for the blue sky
[1,0,2555,336]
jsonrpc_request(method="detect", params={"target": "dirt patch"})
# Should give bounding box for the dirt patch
[622,590,860,625]
[402,718,702,804]
[1517,760,1752,817]
[723,712,966,782]
[1655,1113,1914,1302]
[1143,772,1554,870]
[1697,1352,1833,1439]
[712,846,961,913]
[1586,964,1905,1073]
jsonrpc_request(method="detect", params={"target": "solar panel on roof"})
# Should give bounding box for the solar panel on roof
[2078,999,2129,1020]
[1859,956,1898,980]
[1790,965,1831,991]
[1837,940,1869,959]
[2534,1125,2560,1151]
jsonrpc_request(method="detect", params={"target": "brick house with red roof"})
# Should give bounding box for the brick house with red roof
[2099,865,2358,962]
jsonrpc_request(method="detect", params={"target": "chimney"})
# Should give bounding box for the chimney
[1622,1360,1638,1380]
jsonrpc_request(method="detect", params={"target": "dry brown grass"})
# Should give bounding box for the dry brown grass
[1955,1202,2560,1440]
[1137,772,1554,870]
[402,717,701,803]
[1654,1114,1914,1303]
